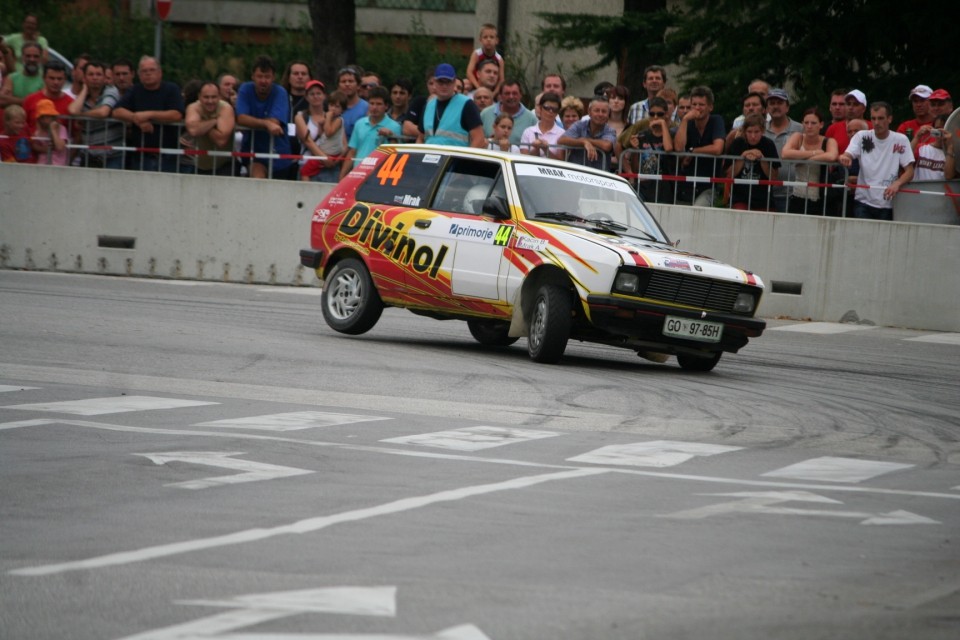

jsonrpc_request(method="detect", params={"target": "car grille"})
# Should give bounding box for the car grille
[641,271,746,313]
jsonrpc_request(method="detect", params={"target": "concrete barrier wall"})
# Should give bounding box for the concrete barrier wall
[2,164,959,332]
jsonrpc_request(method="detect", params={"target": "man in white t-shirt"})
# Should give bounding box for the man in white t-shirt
[839,101,914,221]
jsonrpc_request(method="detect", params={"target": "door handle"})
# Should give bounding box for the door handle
[415,219,431,228]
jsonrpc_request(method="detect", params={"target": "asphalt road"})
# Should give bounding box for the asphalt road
[1,270,958,640]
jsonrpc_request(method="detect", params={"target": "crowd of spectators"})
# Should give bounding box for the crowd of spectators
[0,15,956,219]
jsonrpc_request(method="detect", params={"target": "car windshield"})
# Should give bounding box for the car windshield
[513,162,669,243]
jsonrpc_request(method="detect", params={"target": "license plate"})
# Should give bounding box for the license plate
[663,316,723,343]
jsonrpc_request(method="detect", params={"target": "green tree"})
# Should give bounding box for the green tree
[664,0,958,121]
[537,0,959,125]
[535,0,672,93]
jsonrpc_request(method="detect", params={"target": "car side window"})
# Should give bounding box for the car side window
[355,151,444,207]
[432,158,504,216]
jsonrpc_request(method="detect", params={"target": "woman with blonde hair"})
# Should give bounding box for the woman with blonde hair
[559,95,584,130]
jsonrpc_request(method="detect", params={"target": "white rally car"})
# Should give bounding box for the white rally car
[300,145,765,371]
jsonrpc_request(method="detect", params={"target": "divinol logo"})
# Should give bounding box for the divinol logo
[338,204,448,278]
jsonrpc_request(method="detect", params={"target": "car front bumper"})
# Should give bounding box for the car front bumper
[586,294,766,353]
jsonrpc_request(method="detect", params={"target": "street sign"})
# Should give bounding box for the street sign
[156,0,172,21]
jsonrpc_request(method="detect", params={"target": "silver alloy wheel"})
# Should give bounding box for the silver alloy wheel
[529,296,548,352]
[327,268,364,321]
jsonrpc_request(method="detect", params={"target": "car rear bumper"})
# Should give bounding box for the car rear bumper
[299,249,323,270]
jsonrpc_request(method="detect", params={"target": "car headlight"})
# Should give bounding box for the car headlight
[614,272,640,293]
[733,292,756,313]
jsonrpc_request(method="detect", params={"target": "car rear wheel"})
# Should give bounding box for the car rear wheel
[321,258,383,335]
[527,284,572,363]
[467,319,519,347]
[677,351,722,372]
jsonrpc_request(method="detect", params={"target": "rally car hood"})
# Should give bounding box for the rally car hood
[542,224,764,287]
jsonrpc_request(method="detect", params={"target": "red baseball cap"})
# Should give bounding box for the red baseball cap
[305,79,325,92]
[929,89,951,101]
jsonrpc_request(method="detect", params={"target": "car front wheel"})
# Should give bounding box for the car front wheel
[527,284,572,363]
[321,258,383,335]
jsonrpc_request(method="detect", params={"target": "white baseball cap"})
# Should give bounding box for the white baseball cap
[845,89,867,106]
[909,84,933,99]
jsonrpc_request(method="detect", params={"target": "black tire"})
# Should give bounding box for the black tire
[321,258,383,335]
[467,319,519,347]
[527,284,572,363]
[677,351,722,372]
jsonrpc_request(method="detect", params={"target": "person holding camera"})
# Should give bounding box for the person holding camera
[912,115,954,181]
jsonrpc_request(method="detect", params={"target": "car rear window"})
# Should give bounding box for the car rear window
[355,151,445,208]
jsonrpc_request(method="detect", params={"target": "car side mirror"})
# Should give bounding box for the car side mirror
[482,195,509,219]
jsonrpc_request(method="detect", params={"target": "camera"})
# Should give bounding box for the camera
[929,129,942,138]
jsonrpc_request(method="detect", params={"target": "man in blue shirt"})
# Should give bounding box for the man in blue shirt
[235,55,294,179]
[336,66,369,141]
[340,86,402,179]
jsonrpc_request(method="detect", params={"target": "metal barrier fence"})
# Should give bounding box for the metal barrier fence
[8,117,955,220]
[618,148,854,217]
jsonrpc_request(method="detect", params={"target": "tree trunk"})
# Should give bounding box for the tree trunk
[622,0,666,92]
[308,0,356,85]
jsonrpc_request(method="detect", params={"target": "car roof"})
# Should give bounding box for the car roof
[382,143,632,185]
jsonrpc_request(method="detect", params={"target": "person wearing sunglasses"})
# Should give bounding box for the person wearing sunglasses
[520,92,564,159]
[617,96,677,203]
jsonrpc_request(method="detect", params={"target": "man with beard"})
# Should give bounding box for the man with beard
[0,42,44,107]
[3,14,49,73]
[235,55,294,179]
[281,60,311,160]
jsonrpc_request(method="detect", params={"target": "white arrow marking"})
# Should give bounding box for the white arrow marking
[382,426,559,451]
[115,586,491,640]
[194,411,391,432]
[4,395,218,415]
[567,440,742,468]
[663,491,939,525]
[135,452,314,490]
[116,586,396,639]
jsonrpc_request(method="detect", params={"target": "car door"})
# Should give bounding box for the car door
[411,157,514,305]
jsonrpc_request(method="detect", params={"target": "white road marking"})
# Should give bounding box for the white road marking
[116,586,397,640]
[4,418,959,501]
[381,426,559,451]
[768,322,877,334]
[762,456,914,483]
[195,411,390,432]
[3,395,218,415]
[905,333,960,345]
[9,467,608,576]
[0,385,39,392]
[567,440,742,468]
[663,491,939,525]
[0,363,625,430]
[135,451,314,490]
[256,286,322,295]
